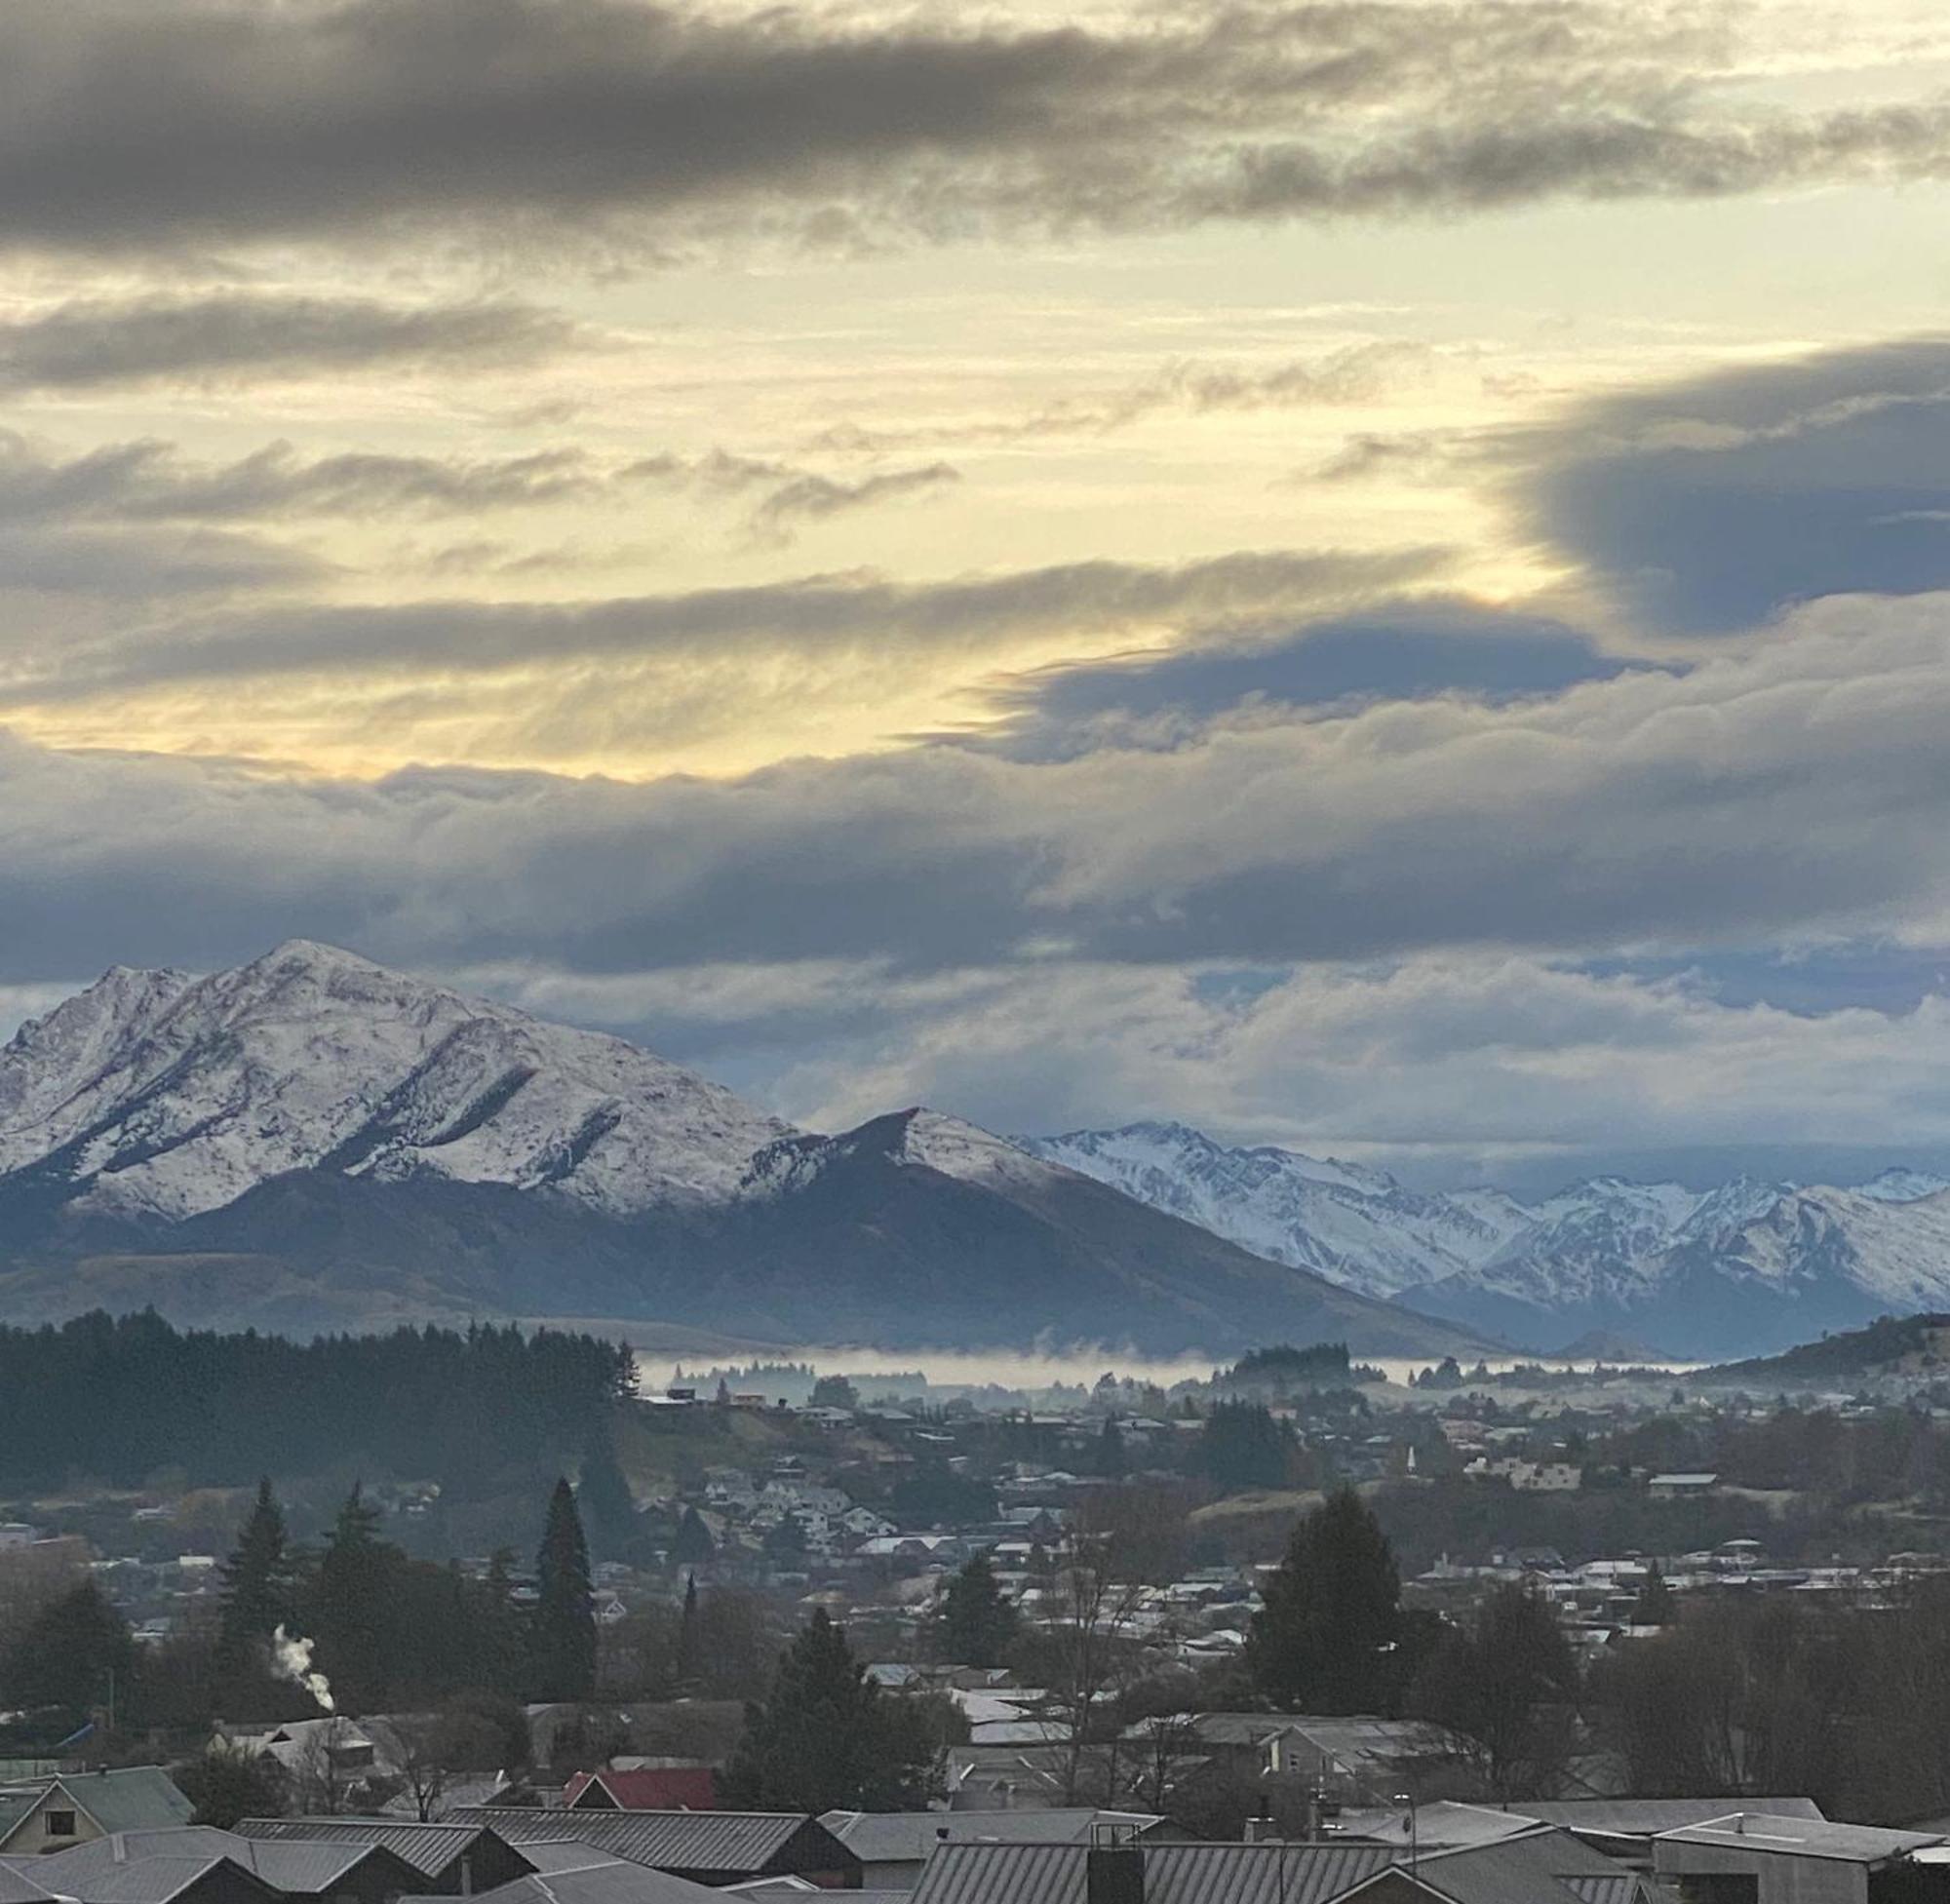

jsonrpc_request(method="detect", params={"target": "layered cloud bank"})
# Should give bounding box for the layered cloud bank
[9,0,1950,1183]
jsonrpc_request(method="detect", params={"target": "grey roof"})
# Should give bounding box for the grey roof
[1655,1813,1943,1864]
[510,1847,633,1877]
[234,1818,524,1880]
[1516,1799,1824,1838]
[1414,1835,1647,1904]
[909,1841,1396,1904]
[41,1856,267,1904]
[446,1811,833,1878]
[0,1772,193,1847]
[0,1862,57,1904]
[36,1829,381,1895]
[1333,1803,1544,1851]
[401,1865,721,1904]
[51,1773,194,1837]
[818,1808,1162,1864]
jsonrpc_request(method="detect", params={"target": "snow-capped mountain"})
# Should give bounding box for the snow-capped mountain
[0,940,793,1224]
[1026,1121,1950,1358]
[0,945,1495,1358]
[1023,1121,1524,1298]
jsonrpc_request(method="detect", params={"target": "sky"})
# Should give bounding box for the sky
[11,0,1950,1191]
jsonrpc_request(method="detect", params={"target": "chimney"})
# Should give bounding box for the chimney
[1086,1846,1145,1904]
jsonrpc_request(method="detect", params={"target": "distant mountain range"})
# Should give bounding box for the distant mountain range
[0,943,1492,1358]
[1023,1122,1950,1358]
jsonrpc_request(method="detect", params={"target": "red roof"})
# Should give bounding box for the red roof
[564,1768,719,1812]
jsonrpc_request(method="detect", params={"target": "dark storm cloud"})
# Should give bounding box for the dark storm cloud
[1508,335,1950,634]
[0,547,1449,704]
[0,0,1939,259]
[0,292,578,390]
[983,597,1657,757]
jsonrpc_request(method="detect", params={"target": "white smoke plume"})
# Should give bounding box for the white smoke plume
[270,1624,335,1712]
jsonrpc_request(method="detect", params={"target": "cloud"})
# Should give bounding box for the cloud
[0,291,578,390]
[806,342,1427,452]
[9,591,1950,989]
[1507,334,1950,634]
[0,546,1447,707]
[0,431,605,523]
[0,0,1941,261]
[982,597,1658,758]
[625,448,961,540]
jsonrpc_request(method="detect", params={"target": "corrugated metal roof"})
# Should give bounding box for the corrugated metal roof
[35,1827,379,1894]
[0,1860,56,1903]
[510,1847,633,1877]
[234,1817,517,1880]
[1517,1800,1823,1836]
[45,1773,194,1837]
[447,1810,827,1876]
[47,1855,270,1904]
[1334,1803,1542,1851]
[1655,1814,1942,1863]
[402,1865,719,1904]
[909,1841,1396,1904]
[819,1808,1160,1864]
[1413,1839,1618,1904]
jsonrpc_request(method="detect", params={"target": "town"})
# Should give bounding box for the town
[7,1315,1950,1901]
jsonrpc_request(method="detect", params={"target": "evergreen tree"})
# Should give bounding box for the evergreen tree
[218,1477,296,1671]
[1200,1401,1294,1491]
[725,1611,932,1810]
[532,1477,597,1699]
[941,1552,1019,1668]
[175,1743,289,1827]
[1,1579,135,1719]
[313,1481,395,1711]
[477,1549,529,1693]
[577,1417,638,1560]
[1247,1487,1401,1711]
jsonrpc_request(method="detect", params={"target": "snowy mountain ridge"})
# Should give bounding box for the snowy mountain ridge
[1024,1121,1950,1357]
[0,945,1496,1358]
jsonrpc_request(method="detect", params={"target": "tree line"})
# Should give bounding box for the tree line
[0,1310,635,1490]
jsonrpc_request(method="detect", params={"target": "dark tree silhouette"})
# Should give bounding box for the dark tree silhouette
[941,1552,1019,1669]
[1,1579,135,1719]
[219,1477,297,1672]
[1248,1487,1401,1711]
[725,1610,934,1810]
[532,1477,597,1699]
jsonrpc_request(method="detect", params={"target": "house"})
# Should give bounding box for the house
[445,1809,861,1890]
[234,1818,536,1895]
[905,1830,1660,1904]
[7,1851,282,1904]
[817,1807,1172,1889]
[27,1829,426,1904]
[399,1860,719,1904]
[564,1768,719,1812]
[1648,1472,1720,1498]
[0,1768,194,1855]
[1653,1811,1944,1904]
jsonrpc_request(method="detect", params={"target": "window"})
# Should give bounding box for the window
[42,1810,77,1840]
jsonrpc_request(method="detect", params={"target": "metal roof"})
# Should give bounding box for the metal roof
[446,1811,837,1878]
[40,1856,274,1904]
[909,1841,1396,1904]
[1413,1836,1640,1904]
[402,1865,721,1904]
[510,1847,633,1877]
[35,1828,385,1895]
[0,1861,57,1904]
[234,1818,523,1880]
[818,1808,1161,1864]
[1333,1803,1544,1851]
[1655,1814,1943,1864]
[42,1773,194,1838]
[1516,1799,1824,1837]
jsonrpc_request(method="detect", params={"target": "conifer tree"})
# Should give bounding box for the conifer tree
[218,1477,296,1671]
[577,1417,638,1560]
[1,1579,135,1719]
[313,1481,394,1711]
[1632,1563,1675,1626]
[725,1610,931,1810]
[673,1504,716,1568]
[941,1552,1019,1668]
[532,1477,597,1699]
[1248,1486,1402,1711]
[677,1573,701,1685]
